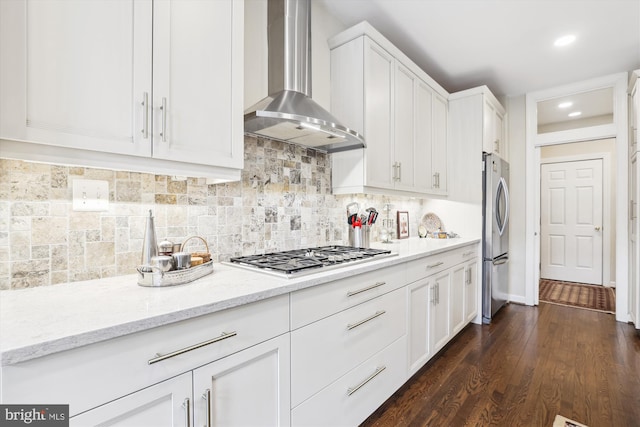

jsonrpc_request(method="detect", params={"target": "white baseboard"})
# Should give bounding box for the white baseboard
[508,294,528,306]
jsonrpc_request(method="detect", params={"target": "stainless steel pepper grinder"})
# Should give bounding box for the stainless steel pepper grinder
[141,209,158,268]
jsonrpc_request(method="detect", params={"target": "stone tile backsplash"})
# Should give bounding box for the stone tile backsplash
[0,136,427,290]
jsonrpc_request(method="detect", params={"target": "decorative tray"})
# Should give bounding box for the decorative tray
[137,261,214,287]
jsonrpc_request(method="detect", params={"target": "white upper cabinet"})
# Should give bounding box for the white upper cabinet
[630,71,639,155]
[482,95,507,158]
[152,0,242,169]
[448,86,506,203]
[0,0,243,180]
[329,22,449,197]
[0,0,153,157]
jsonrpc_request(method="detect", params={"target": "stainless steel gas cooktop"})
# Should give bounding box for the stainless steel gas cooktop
[227,246,395,278]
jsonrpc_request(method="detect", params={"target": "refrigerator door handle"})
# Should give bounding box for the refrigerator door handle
[495,177,510,236]
[493,254,509,265]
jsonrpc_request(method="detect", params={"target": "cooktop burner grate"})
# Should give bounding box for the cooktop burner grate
[229,245,393,276]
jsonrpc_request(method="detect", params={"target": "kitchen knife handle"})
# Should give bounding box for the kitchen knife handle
[347,281,386,297]
[160,97,167,142]
[141,92,149,139]
[148,331,237,364]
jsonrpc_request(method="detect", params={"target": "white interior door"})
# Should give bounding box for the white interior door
[540,159,603,284]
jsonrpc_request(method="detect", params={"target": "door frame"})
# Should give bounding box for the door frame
[525,72,629,322]
[540,153,612,287]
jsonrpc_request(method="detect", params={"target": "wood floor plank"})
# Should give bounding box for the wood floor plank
[361,303,640,427]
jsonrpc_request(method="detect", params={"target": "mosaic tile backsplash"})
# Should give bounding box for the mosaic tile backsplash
[0,137,428,290]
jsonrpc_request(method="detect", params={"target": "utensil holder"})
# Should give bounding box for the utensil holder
[349,225,371,248]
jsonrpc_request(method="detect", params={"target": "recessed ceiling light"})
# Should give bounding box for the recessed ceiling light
[568,111,582,117]
[554,34,576,47]
[558,101,573,109]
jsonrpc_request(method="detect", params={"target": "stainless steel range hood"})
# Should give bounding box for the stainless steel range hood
[244,0,365,153]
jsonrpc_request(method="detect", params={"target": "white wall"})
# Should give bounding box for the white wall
[506,95,527,303]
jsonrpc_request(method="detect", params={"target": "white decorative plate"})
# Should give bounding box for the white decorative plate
[421,212,443,233]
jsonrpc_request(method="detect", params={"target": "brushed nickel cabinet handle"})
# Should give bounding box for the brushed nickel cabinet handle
[462,251,475,257]
[141,92,149,139]
[347,310,386,331]
[427,261,444,269]
[148,331,237,364]
[182,398,191,427]
[160,97,167,142]
[347,281,386,297]
[202,389,212,427]
[347,366,386,396]
[398,162,402,181]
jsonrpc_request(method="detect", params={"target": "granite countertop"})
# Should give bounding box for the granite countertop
[0,237,480,366]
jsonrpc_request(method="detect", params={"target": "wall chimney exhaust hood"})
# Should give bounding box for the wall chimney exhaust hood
[244,0,365,153]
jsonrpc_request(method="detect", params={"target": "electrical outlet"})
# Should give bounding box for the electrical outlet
[72,179,109,212]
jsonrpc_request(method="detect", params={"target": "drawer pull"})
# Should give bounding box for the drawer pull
[347,366,386,396]
[427,261,444,269]
[347,281,386,297]
[347,310,386,331]
[148,331,237,365]
[462,251,475,257]
[202,389,212,427]
[182,398,191,427]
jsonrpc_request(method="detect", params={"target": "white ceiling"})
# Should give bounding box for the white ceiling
[318,0,640,98]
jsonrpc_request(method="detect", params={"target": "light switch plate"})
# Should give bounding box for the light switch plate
[72,179,109,211]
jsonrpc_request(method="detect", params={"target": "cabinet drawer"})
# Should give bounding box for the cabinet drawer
[291,336,407,427]
[1,294,289,416]
[291,287,406,407]
[291,263,406,330]
[406,244,479,283]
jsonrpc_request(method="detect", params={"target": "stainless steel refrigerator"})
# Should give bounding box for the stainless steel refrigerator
[482,152,510,323]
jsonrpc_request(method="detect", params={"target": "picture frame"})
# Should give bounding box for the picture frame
[397,211,409,239]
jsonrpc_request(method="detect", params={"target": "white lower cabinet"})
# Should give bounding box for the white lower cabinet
[70,334,290,427]
[192,334,291,427]
[2,244,482,426]
[291,336,407,427]
[464,259,479,323]
[407,244,480,377]
[70,372,192,427]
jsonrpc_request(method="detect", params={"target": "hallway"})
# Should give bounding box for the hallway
[361,303,640,427]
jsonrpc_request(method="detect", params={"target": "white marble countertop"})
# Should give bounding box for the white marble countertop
[0,237,479,366]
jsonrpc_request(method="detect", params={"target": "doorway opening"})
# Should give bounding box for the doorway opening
[539,140,616,287]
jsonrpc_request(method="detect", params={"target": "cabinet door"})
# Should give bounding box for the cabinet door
[464,260,479,323]
[192,334,290,427]
[0,0,152,157]
[450,264,466,336]
[429,271,450,353]
[630,85,638,155]
[415,80,434,192]
[407,278,430,376]
[631,155,639,327]
[483,99,496,153]
[494,110,505,156]
[394,63,416,191]
[152,0,243,168]
[431,93,448,193]
[364,39,395,190]
[70,372,191,427]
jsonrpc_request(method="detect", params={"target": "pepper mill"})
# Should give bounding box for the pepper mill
[141,209,158,267]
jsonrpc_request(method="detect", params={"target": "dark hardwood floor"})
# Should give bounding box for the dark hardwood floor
[361,303,640,427]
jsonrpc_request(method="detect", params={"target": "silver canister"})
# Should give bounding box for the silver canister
[172,252,191,270]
